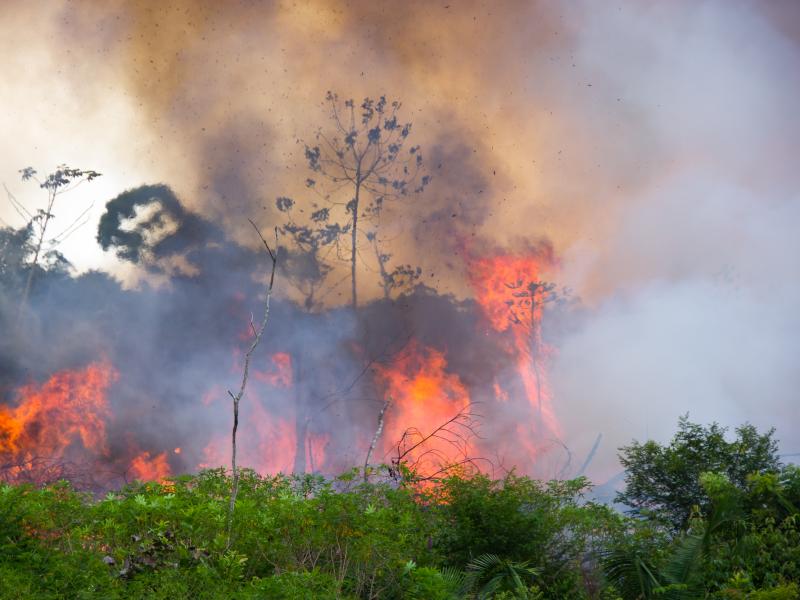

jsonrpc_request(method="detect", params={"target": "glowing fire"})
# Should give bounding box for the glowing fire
[0,362,117,478]
[468,250,562,440]
[305,432,329,473]
[253,352,293,387]
[200,413,297,474]
[375,342,473,477]
[129,450,171,482]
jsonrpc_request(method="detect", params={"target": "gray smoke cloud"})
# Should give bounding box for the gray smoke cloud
[550,1,800,481]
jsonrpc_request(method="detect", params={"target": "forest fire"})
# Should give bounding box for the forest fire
[468,249,562,441]
[470,246,561,458]
[129,450,171,482]
[374,341,475,478]
[0,251,571,487]
[201,350,301,475]
[0,252,570,488]
[0,362,117,484]
[253,352,293,388]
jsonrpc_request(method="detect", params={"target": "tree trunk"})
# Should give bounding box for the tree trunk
[350,178,361,310]
[293,354,308,474]
[19,195,54,312]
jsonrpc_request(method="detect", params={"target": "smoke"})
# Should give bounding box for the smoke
[1,1,798,485]
[549,1,800,479]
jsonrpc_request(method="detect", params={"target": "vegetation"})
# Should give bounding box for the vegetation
[0,419,798,599]
[277,93,430,309]
[11,165,101,309]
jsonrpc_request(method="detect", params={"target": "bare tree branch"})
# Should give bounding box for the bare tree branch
[226,222,279,548]
[389,407,491,484]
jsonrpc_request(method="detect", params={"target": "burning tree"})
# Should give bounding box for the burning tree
[280,92,431,309]
[269,93,430,473]
[504,278,558,419]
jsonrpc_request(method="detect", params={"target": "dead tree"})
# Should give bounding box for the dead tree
[576,433,603,477]
[226,222,278,547]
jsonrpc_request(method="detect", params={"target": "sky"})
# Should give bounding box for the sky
[1,0,798,479]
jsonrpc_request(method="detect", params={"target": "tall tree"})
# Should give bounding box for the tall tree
[298,92,430,309]
[274,94,429,472]
[616,415,781,530]
[8,165,100,310]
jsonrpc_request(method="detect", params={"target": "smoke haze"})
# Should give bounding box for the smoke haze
[1,1,798,485]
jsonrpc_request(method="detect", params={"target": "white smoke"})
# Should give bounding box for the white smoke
[552,1,800,481]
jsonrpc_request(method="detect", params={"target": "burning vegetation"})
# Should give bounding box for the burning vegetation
[2,2,799,597]
[0,93,579,493]
[0,362,117,487]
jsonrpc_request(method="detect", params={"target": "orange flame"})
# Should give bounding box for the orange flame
[253,352,293,388]
[0,362,117,464]
[306,432,329,472]
[375,341,473,477]
[468,250,562,441]
[129,450,171,482]
[200,350,298,474]
[200,409,297,474]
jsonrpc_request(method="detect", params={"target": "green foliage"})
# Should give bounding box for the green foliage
[464,553,540,599]
[0,418,797,600]
[431,473,619,597]
[716,574,799,600]
[616,415,780,530]
[399,565,462,600]
[245,570,349,599]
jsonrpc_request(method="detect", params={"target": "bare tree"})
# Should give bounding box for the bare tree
[8,165,101,311]
[226,222,278,547]
[296,92,431,309]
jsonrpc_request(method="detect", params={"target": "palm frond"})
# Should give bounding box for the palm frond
[602,548,662,600]
[465,553,541,599]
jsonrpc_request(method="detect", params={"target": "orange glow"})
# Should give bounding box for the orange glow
[129,450,171,482]
[253,352,293,388]
[468,250,562,440]
[0,362,117,470]
[375,341,473,477]
[306,432,329,472]
[200,408,297,474]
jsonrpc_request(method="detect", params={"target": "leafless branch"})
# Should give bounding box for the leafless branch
[226,222,279,548]
[388,407,491,484]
